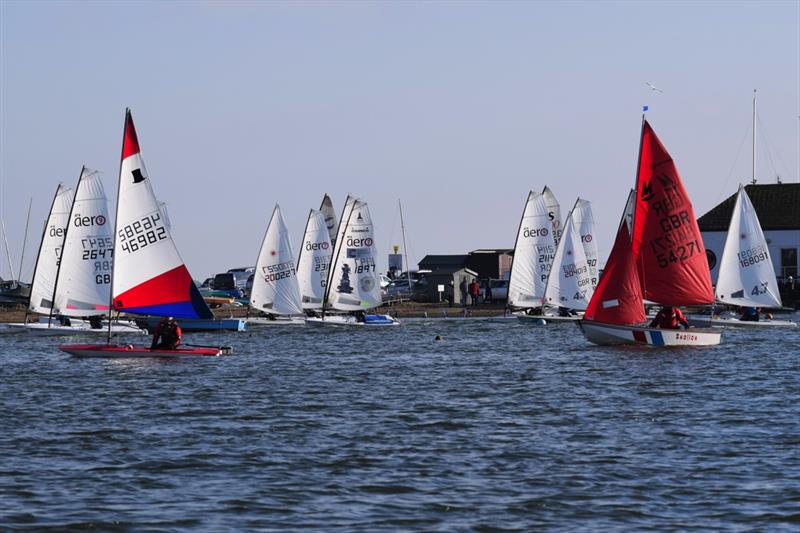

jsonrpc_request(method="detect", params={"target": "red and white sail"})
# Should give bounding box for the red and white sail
[715,185,782,308]
[507,191,557,309]
[250,204,303,316]
[631,120,714,306]
[584,190,646,324]
[112,109,212,319]
[296,209,332,310]
[53,167,112,316]
[28,184,74,314]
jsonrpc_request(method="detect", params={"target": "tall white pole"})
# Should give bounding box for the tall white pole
[752,89,757,184]
[399,200,412,288]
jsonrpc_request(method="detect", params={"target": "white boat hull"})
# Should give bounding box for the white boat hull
[579,320,721,346]
[686,315,797,328]
[245,316,306,326]
[305,314,401,326]
[2,321,146,336]
[516,312,581,324]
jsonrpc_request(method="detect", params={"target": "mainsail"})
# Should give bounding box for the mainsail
[507,191,557,309]
[583,190,646,324]
[715,185,781,308]
[28,184,74,314]
[543,203,594,310]
[250,204,303,315]
[320,194,338,246]
[53,167,112,316]
[631,120,714,306]
[542,185,563,245]
[325,199,381,311]
[296,209,332,309]
[572,198,599,289]
[112,109,212,319]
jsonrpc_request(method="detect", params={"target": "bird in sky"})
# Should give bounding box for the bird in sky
[646,82,663,93]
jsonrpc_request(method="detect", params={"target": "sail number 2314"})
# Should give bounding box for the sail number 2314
[118,213,167,254]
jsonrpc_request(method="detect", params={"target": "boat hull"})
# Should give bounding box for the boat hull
[579,320,721,346]
[516,313,581,324]
[686,315,797,328]
[2,321,146,336]
[245,316,306,326]
[58,343,224,358]
[305,314,401,326]
[139,317,246,333]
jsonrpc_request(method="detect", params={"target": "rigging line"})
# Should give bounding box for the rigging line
[756,114,791,181]
[714,122,751,205]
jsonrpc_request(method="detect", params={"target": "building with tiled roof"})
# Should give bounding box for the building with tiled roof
[699,183,799,298]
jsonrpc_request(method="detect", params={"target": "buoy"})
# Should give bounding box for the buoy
[536,318,547,326]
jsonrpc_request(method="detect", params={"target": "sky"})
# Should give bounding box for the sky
[1,0,798,281]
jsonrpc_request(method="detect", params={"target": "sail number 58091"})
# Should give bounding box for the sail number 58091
[118,213,167,254]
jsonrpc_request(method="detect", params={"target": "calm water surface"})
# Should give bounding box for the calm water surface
[1,316,799,530]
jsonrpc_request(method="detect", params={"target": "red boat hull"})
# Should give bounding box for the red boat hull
[58,344,222,358]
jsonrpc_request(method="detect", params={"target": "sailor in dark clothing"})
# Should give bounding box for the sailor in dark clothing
[151,316,182,350]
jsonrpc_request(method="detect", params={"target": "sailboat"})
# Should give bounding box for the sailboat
[579,119,721,346]
[59,109,229,357]
[688,185,796,328]
[542,199,595,317]
[246,204,305,326]
[506,190,560,322]
[296,208,332,312]
[307,196,399,326]
[7,171,143,335]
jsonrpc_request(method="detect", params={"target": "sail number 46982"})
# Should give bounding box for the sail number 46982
[118,213,167,254]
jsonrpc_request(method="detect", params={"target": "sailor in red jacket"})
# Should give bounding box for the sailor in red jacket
[151,316,182,349]
[649,306,690,330]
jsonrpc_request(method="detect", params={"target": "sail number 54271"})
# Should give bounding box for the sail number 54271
[119,213,167,254]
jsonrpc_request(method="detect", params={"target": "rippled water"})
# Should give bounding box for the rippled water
[1,316,799,530]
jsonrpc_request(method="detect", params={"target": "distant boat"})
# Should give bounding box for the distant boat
[246,204,305,326]
[688,185,796,328]
[307,196,399,326]
[59,109,231,357]
[579,119,721,346]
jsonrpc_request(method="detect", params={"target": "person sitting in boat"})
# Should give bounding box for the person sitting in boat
[649,305,690,330]
[151,316,182,350]
[88,315,103,329]
[57,314,71,327]
[354,310,366,323]
[558,307,577,317]
[739,306,760,322]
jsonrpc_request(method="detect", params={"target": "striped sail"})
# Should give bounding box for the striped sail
[112,109,212,319]
[53,168,113,316]
[28,184,74,314]
[250,204,303,315]
[296,209,332,309]
[326,199,381,311]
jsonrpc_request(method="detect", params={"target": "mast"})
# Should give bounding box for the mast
[632,114,648,293]
[107,109,128,344]
[751,89,757,185]
[49,166,84,327]
[1,218,14,285]
[398,199,412,288]
[17,198,32,283]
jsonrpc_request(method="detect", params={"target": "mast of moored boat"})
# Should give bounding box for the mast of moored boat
[751,89,757,185]
[398,199,412,289]
[17,198,32,285]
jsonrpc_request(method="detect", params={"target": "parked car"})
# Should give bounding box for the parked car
[483,278,509,303]
[212,270,251,298]
[384,277,428,300]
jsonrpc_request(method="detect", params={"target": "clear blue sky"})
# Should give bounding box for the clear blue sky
[1,0,798,280]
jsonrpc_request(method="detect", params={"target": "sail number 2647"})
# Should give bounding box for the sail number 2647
[118,213,167,254]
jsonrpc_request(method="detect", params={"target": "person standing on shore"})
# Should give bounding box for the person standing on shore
[459,277,468,307]
[469,278,480,306]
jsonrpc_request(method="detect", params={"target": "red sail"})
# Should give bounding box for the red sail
[584,204,646,325]
[630,121,714,305]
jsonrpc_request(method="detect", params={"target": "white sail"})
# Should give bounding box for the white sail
[543,205,594,310]
[571,198,599,288]
[250,204,303,315]
[326,199,381,311]
[53,168,113,316]
[507,191,557,309]
[296,209,332,310]
[28,184,74,314]
[112,109,212,319]
[542,185,563,245]
[320,194,338,246]
[715,185,782,308]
